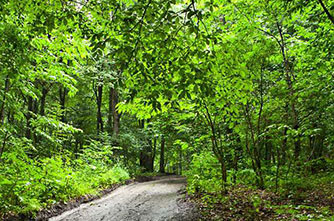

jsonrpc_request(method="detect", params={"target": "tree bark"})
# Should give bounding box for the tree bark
[96,85,103,134]
[276,22,300,159]
[244,104,265,189]
[317,0,334,25]
[40,86,48,116]
[108,87,113,134]
[111,88,120,136]
[0,76,10,125]
[151,137,157,172]
[179,146,182,175]
[0,130,9,161]
[159,136,165,173]
[26,96,33,139]
[59,87,67,123]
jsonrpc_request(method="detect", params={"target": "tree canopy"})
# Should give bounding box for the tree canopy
[1,0,334,220]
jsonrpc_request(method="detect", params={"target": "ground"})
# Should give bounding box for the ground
[49,176,197,221]
[188,182,334,221]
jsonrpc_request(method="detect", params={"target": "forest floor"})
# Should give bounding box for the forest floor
[188,181,334,220]
[48,175,197,221]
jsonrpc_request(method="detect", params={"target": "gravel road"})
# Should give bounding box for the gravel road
[49,176,197,221]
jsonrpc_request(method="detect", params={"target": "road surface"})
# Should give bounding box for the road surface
[49,176,197,221]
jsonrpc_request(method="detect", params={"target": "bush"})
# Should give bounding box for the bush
[0,145,129,217]
[185,151,222,194]
[234,168,258,186]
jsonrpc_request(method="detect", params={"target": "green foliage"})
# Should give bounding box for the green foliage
[235,169,258,186]
[186,151,222,193]
[0,146,129,217]
[1,0,334,218]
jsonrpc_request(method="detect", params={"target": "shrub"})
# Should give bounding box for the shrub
[0,145,129,218]
[185,151,222,194]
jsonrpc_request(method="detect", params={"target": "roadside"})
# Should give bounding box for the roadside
[187,182,334,220]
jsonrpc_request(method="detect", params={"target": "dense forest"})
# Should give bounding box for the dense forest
[1,0,334,220]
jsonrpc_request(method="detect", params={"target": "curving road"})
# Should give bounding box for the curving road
[49,176,197,221]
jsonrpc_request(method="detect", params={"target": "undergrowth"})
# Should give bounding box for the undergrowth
[0,144,130,218]
[185,152,334,220]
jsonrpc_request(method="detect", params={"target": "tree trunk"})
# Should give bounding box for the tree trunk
[220,160,227,193]
[59,87,67,123]
[233,151,238,184]
[0,76,10,125]
[277,22,300,160]
[159,136,165,173]
[0,130,9,161]
[179,146,182,175]
[96,85,103,134]
[108,87,113,134]
[138,120,155,172]
[111,88,120,136]
[244,104,265,189]
[40,86,48,116]
[317,0,334,25]
[32,98,38,144]
[26,96,33,139]
[151,137,157,172]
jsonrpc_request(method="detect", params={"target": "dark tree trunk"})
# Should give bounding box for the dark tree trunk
[40,86,48,116]
[142,139,154,172]
[151,137,157,172]
[59,87,67,123]
[159,136,165,173]
[179,146,183,175]
[7,111,12,124]
[244,104,265,189]
[265,138,272,162]
[26,96,33,139]
[282,126,288,163]
[96,85,103,134]
[108,87,113,134]
[32,98,38,144]
[317,0,334,25]
[139,120,154,172]
[0,76,10,125]
[277,22,300,160]
[0,130,9,161]
[233,134,242,184]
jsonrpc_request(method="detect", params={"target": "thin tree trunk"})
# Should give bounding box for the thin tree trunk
[96,85,103,134]
[26,96,33,139]
[32,98,38,144]
[159,136,165,173]
[0,76,10,125]
[0,130,9,161]
[111,88,120,136]
[219,160,227,193]
[275,145,281,192]
[317,0,334,25]
[179,146,182,175]
[151,137,157,172]
[277,22,300,160]
[59,87,67,123]
[244,104,265,189]
[40,86,48,116]
[233,151,238,184]
[108,87,113,134]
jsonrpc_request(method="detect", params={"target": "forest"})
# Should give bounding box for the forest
[1,0,334,220]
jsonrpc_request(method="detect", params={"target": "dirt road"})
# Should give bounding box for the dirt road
[49,176,197,221]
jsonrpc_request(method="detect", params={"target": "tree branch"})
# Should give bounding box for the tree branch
[317,0,334,25]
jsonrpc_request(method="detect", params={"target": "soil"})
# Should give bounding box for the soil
[48,175,197,221]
